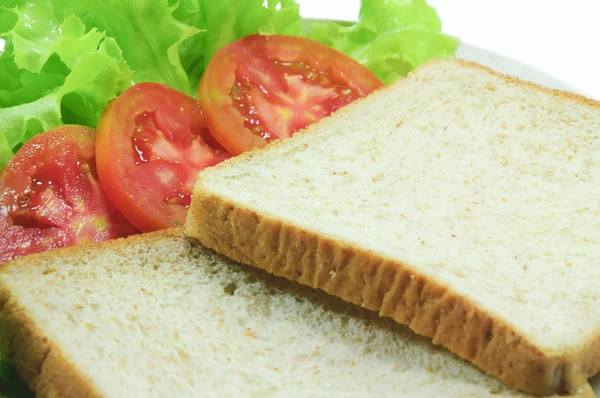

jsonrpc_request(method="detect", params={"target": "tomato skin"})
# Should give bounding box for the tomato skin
[0,125,138,263]
[199,34,383,155]
[96,83,231,233]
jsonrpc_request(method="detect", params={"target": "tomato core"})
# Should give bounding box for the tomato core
[129,107,217,210]
[132,111,160,165]
[96,83,232,232]
[11,166,64,229]
[232,59,365,141]
[0,125,137,263]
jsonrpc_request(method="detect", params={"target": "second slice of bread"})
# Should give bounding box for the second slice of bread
[185,59,600,395]
[2,230,592,397]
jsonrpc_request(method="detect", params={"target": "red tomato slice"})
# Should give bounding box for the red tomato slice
[198,34,383,155]
[0,125,138,263]
[96,83,232,232]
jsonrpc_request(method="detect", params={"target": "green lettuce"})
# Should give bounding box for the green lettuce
[0,355,33,398]
[0,1,133,169]
[307,0,459,84]
[54,0,201,94]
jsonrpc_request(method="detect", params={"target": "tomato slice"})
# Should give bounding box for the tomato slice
[96,83,232,232]
[0,125,137,263]
[198,34,383,155]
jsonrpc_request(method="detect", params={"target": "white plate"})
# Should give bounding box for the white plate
[456,42,585,96]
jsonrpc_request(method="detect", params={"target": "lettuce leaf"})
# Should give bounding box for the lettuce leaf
[307,0,459,84]
[0,1,133,169]
[54,0,201,94]
[0,94,61,167]
[0,355,33,398]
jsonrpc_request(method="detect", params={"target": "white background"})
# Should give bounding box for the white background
[297,0,600,100]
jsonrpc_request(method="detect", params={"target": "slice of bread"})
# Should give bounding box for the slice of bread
[184,58,600,396]
[0,230,592,397]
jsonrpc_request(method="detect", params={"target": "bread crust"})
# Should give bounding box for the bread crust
[0,229,182,397]
[184,59,600,396]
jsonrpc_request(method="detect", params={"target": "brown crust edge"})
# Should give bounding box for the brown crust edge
[184,192,592,396]
[0,228,183,397]
[183,58,600,396]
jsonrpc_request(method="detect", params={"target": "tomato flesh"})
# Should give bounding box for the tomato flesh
[199,34,383,155]
[232,60,362,141]
[96,83,231,232]
[0,125,137,263]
